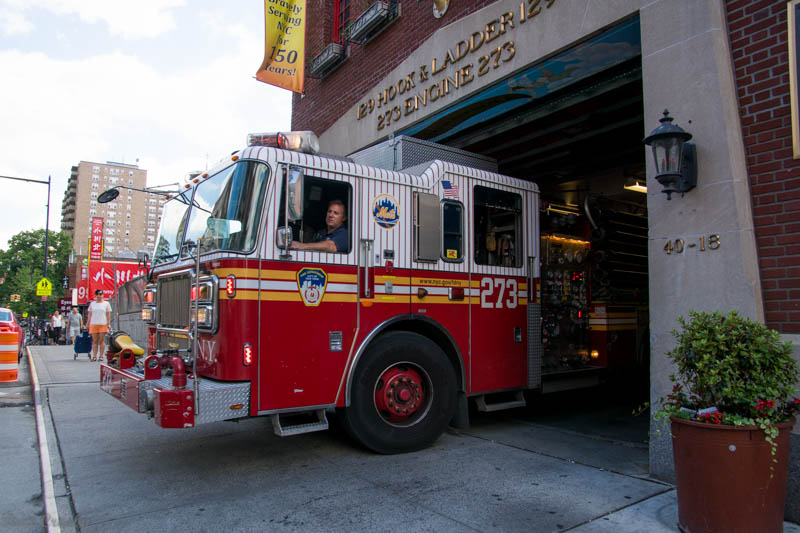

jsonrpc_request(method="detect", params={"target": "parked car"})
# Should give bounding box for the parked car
[0,308,25,362]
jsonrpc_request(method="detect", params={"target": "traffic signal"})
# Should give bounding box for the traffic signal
[10,294,20,302]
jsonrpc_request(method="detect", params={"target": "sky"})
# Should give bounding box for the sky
[0,0,292,250]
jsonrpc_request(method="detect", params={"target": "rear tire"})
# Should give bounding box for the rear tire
[341,331,457,454]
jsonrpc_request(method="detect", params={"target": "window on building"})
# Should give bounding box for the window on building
[129,171,133,177]
[333,0,351,43]
[90,201,97,207]
[91,192,98,199]
[93,166,99,172]
[92,175,99,181]
[91,183,98,190]
[90,209,97,215]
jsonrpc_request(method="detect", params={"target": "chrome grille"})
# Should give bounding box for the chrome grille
[157,273,191,328]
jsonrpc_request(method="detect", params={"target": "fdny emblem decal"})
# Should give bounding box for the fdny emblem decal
[372,194,399,229]
[297,267,327,307]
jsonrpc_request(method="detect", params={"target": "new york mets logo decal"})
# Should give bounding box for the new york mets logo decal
[297,268,327,307]
[372,194,399,229]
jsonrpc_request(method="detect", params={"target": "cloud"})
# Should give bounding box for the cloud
[0,4,292,249]
[0,0,186,39]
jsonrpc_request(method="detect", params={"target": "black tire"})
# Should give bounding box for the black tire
[341,331,457,454]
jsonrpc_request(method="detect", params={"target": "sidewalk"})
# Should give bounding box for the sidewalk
[0,351,43,532]
[7,343,800,532]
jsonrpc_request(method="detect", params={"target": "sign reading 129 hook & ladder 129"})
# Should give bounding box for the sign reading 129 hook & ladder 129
[256,0,306,94]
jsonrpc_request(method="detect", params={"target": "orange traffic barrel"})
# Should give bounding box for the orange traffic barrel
[0,330,19,382]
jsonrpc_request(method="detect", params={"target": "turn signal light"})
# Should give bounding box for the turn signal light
[243,343,253,366]
[590,349,600,359]
[226,275,236,298]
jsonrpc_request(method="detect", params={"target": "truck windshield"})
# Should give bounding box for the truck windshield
[152,190,193,265]
[152,161,270,265]
[183,160,270,256]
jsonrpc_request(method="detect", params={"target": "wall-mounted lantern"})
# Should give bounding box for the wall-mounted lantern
[643,109,697,200]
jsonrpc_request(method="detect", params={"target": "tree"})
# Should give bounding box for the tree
[0,229,72,317]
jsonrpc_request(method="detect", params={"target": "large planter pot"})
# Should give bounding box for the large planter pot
[670,416,794,533]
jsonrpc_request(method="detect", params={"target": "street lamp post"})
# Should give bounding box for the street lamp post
[0,173,53,323]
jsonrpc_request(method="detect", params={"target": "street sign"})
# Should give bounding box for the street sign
[36,277,52,296]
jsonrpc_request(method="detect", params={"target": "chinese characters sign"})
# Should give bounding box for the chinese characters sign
[90,217,104,260]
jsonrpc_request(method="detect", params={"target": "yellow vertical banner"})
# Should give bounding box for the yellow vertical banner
[256,0,306,94]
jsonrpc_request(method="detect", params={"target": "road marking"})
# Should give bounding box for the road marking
[28,347,61,533]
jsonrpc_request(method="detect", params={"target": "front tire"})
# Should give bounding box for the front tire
[341,331,457,454]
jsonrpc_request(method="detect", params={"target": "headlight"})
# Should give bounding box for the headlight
[191,281,214,301]
[192,305,214,328]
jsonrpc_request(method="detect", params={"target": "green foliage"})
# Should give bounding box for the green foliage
[658,310,800,460]
[0,229,72,316]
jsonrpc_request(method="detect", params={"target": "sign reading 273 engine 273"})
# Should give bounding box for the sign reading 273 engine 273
[355,0,559,131]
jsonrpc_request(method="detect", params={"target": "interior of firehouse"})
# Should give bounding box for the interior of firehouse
[406,54,650,407]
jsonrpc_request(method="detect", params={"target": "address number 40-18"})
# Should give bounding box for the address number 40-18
[664,234,721,254]
[480,277,518,308]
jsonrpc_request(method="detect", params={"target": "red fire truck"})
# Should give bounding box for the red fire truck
[100,132,634,454]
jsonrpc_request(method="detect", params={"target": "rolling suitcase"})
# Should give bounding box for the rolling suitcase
[74,331,92,360]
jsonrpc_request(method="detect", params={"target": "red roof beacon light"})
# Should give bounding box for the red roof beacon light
[247,131,320,154]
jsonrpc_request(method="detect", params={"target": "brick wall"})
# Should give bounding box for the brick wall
[292,0,496,135]
[726,0,800,333]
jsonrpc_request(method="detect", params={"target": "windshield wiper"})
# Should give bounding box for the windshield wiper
[154,252,179,264]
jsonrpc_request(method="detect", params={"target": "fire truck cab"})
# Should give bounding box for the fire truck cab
[101,131,544,453]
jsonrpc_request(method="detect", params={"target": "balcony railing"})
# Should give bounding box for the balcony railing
[309,42,346,78]
[348,1,400,45]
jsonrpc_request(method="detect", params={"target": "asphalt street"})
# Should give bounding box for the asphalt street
[3,344,799,532]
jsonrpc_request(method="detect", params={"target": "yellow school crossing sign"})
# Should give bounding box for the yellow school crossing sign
[36,277,52,296]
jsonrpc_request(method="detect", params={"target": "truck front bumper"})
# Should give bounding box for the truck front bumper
[100,364,251,428]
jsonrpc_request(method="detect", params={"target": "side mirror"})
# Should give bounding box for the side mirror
[287,167,304,221]
[276,227,293,250]
[138,252,150,278]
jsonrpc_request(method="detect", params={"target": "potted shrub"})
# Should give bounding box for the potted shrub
[657,310,799,533]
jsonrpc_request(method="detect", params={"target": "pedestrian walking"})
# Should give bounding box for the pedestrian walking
[67,307,83,346]
[51,310,64,345]
[86,290,111,361]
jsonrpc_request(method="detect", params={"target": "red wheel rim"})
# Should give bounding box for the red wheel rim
[374,365,426,423]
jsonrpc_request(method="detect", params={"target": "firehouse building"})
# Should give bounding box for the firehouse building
[292,0,800,518]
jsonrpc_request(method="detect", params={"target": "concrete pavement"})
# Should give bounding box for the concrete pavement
[5,344,800,532]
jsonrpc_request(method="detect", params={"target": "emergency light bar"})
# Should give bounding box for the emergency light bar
[247,131,320,155]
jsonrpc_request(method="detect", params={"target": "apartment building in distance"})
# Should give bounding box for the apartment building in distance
[60,160,165,261]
